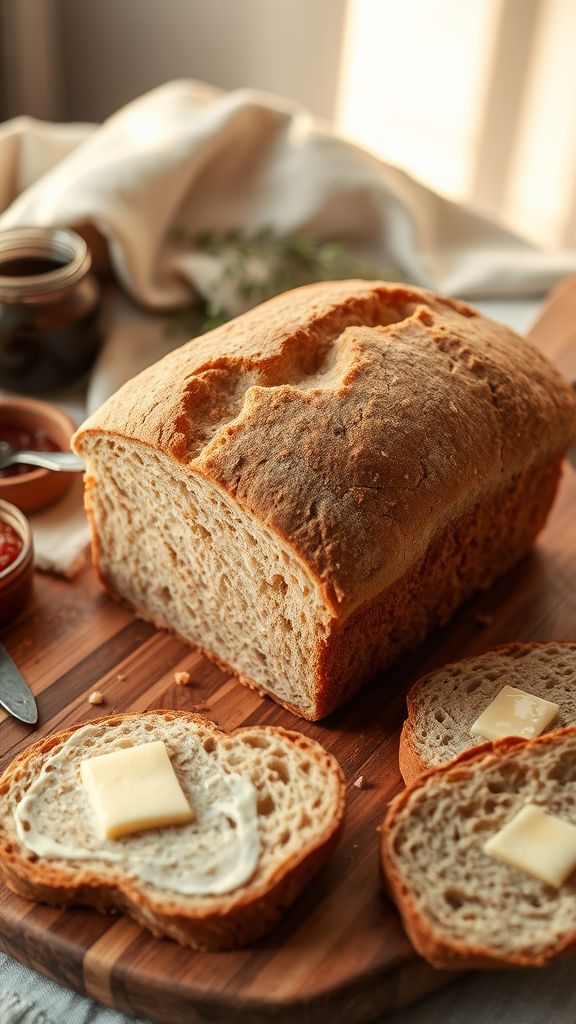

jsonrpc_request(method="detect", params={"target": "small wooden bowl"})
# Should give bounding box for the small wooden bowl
[0,397,77,513]
[0,499,33,624]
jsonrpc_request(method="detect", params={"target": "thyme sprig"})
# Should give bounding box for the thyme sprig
[168,226,395,335]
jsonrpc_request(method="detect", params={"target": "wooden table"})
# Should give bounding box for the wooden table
[0,280,575,1024]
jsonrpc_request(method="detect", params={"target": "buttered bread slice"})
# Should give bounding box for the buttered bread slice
[400,642,576,784]
[0,711,345,949]
[382,727,576,969]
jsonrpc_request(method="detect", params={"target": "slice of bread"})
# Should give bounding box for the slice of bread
[0,711,345,950]
[400,642,576,784]
[381,727,576,969]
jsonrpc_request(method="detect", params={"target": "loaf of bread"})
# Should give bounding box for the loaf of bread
[72,281,576,719]
[0,711,345,949]
[381,727,576,968]
[400,642,576,783]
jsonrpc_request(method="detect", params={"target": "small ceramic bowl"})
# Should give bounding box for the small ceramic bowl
[0,397,77,513]
[0,499,33,624]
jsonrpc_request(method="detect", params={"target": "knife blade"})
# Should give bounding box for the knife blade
[0,643,38,725]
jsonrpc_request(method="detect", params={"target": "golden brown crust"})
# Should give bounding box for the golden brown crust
[308,455,562,717]
[73,280,576,616]
[398,719,429,787]
[381,727,576,969]
[0,711,345,950]
[399,640,576,785]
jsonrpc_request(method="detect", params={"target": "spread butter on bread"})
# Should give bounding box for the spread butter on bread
[0,711,345,950]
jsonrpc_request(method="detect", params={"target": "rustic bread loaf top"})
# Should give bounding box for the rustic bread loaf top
[74,280,576,615]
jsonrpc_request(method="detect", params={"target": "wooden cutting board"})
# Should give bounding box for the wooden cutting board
[1,279,575,1024]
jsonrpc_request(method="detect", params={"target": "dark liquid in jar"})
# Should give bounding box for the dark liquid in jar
[0,257,68,277]
[0,425,61,477]
[0,243,101,394]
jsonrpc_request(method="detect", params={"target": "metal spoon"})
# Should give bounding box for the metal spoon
[0,441,85,473]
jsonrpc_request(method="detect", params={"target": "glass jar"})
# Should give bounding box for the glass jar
[0,226,102,394]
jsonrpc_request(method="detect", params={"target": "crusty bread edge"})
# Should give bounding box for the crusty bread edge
[0,710,345,950]
[399,641,576,785]
[398,717,430,787]
[382,726,576,969]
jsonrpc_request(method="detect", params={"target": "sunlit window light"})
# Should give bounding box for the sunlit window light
[335,0,499,202]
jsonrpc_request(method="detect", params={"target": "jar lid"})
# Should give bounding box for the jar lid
[0,227,92,301]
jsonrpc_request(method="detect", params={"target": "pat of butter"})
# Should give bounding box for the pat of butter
[80,741,194,841]
[469,685,559,742]
[484,804,576,887]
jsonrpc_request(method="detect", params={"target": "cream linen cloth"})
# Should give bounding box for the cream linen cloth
[0,77,574,571]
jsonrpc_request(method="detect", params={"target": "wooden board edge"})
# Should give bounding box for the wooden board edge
[0,919,458,1024]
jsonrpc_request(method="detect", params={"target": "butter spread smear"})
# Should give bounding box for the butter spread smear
[14,724,262,896]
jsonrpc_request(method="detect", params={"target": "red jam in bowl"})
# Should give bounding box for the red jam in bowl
[0,425,61,478]
[0,519,23,571]
[0,500,33,623]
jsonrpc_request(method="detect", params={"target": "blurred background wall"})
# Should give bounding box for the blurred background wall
[1,0,575,249]
[0,0,348,123]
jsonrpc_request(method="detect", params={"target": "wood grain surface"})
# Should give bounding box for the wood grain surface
[0,280,575,1024]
